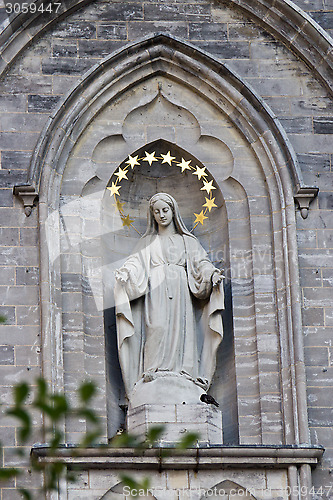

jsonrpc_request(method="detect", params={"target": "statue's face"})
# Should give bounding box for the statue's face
[152,200,173,228]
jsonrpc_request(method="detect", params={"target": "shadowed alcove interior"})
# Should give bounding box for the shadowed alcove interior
[101,139,238,444]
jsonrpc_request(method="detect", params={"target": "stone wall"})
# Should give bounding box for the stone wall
[0,0,332,497]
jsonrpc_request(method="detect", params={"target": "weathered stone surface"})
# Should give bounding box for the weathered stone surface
[313,117,333,134]
[128,404,223,445]
[195,40,250,58]
[51,21,97,39]
[27,95,61,113]
[144,3,211,21]
[0,189,13,207]
[74,2,144,21]
[128,21,188,39]
[0,95,27,112]
[279,117,313,133]
[42,58,93,75]
[0,0,332,495]
[52,42,78,58]
[0,346,14,365]
[78,40,124,58]
[310,11,333,30]
[188,22,228,40]
[15,267,39,286]
[0,131,39,151]
[0,75,53,93]
[97,22,128,40]
[1,151,31,171]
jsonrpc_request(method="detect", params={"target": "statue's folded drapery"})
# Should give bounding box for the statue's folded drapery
[115,232,224,397]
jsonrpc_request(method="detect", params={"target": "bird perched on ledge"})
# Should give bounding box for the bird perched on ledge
[200,393,219,407]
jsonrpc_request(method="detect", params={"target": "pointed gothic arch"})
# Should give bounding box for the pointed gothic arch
[29,34,311,448]
[1,0,332,96]
[200,479,258,499]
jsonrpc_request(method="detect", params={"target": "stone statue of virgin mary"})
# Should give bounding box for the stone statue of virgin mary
[114,193,224,407]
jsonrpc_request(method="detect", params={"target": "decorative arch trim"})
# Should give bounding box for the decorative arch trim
[32,34,311,453]
[0,0,332,97]
[26,33,316,217]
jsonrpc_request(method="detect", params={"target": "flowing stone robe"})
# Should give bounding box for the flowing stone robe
[115,232,224,404]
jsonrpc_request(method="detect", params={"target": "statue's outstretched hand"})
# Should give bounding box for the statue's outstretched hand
[115,268,129,284]
[212,270,224,287]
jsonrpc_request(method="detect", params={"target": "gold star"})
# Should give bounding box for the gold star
[203,197,217,212]
[200,180,216,195]
[125,155,140,169]
[193,165,208,180]
[160,151,175,166]
[193,210,208,225]
[122,214,134,227]
[142,151,158,166]
[107,182,121,196]
[176,158,191,172]
[113,199,125,213]
[115,167,128,181]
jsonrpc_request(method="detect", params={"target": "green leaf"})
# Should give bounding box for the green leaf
[66,471,77,483]
[110,432,141,449]
[176,431,199,449]
[79,430,102,448]
[120,474,151,495]
[35,378,48,401]
[119,474,141,490]
[19,488,32,500]
[0,467,19,481]
[78,382,96,403]
[6,408,31,442]
[49,429,63,450]
[50,394,68,417]
[75,408,99,424]
[0,315,6,324]
[13,383,30,406]
[44,461,66,492]
[145,425,164,445]
[141,477,151,490]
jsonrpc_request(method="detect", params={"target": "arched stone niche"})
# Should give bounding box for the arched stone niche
[100,481,155,500]
[31,35,310,448]
[200,480,257,500]
[100,137,235,440]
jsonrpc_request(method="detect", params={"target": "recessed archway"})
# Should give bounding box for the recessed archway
[101,138,237,440]
[30,34,310,451]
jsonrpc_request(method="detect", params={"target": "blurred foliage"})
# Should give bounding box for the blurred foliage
[0,379,102,499]
[0,376,199,498]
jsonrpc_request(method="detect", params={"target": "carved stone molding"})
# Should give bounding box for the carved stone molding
[33,34,309,443]
[13,184,39,216]
[0,0,332,96]
[294,187,319,219]
[31,445,324,470]
[29,35,318,495]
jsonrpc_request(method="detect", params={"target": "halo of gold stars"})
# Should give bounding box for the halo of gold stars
[106,150,218,233]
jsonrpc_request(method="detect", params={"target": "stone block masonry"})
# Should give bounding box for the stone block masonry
[0,0,332,497]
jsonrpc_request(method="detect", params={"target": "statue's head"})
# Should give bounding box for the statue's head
[149,192,175,212]
[144,192,193,237]
[149,193,174,229]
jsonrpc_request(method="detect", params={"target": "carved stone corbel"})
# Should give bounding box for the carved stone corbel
[13,184,39,216]
[294,186,319,219]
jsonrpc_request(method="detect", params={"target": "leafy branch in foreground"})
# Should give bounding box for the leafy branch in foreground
[0,379,102,499]
[110,425,199,494]
[0,378,200,498]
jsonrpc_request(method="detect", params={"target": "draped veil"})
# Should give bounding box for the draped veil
[114,193,224,402]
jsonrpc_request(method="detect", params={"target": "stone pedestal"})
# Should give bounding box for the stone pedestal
[127,404,223,445]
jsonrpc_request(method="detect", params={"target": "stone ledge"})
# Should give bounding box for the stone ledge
[31,445,324,470]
